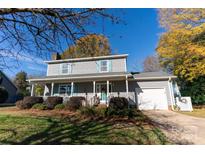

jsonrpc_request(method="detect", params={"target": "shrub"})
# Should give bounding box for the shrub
[107,97,136,118]
[95,106,107,117]
[79,106,96,117]
[65,96,85,111]
[23,96,43,105]
[16,100,23,109]
[79,106,135,118]
[106,108,135,118]
[54,104,65,110]
[32,103,47,110]
[16,96,43,109]
[180,76,205,105]
[0,86,8,103]
[16,92,24,101]
[44,97,63,109]
[109,97,129,110]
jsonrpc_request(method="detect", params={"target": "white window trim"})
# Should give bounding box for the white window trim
[58,84,71,96]
[99,60,109,73]
[60,63,71,75]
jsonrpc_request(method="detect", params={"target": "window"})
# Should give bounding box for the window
[61,63,71,74]
[100,60,109,72]
[59,84,71,95]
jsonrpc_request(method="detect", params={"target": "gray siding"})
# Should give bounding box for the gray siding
[0,74,17,103]
[47,58,126,76]
[47,64,59,75]
[112,58,126,72]
[133,80,172,105]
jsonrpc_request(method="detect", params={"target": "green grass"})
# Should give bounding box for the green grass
[179,108,205,118]
[0,109,170,145]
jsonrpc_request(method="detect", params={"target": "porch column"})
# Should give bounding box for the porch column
[43,84,47,96]
[71,82,74,96]
[107,80,109,99]
[51,82,54,96]
[31,83,34,96]
[93,81,96,95]
[126,75,129,98]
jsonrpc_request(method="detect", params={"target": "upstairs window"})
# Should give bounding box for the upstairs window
[61,63,71,74]
[100,60,109,72]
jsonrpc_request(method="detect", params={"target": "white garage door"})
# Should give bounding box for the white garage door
[137,88,168,110]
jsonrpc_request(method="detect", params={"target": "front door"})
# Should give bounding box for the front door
[96,83,107,103]
[101,84,107,102]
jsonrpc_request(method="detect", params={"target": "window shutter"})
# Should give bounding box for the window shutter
[109,60,112,72]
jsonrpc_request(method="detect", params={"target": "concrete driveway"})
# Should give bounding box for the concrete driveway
[143,110,205,144]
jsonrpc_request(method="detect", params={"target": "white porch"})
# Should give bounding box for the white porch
[29,76,130,105]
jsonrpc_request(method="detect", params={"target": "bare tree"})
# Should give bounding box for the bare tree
[0,8,120,69]
[143,55,162,72]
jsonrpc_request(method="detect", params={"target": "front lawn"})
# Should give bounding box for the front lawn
[0,107,170,145]
[179,108,205,118]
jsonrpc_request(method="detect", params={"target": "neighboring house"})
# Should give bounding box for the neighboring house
[0,70,17,103]
[28,54,192,110]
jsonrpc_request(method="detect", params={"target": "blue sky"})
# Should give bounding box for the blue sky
[3,8,163,78]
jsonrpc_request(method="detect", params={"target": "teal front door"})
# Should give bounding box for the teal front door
[96,83,107,103]
[100,84,107,102]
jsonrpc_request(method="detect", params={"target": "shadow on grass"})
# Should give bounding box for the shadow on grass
[0,111,169,145]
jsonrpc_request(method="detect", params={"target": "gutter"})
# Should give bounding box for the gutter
[133,76,177,81]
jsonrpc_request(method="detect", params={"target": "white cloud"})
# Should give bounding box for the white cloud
[0,51,46,65]
[0,50,48,77]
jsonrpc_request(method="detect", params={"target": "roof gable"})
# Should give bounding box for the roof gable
[0,71,17,90]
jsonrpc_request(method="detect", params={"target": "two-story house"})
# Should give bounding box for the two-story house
[28,54,187,110]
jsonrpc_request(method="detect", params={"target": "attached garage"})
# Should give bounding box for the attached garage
[137,88,168,110]
[128,72,179,110]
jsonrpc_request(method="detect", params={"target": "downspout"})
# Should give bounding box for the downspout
[175,81,181,99]
[168,77,175,110]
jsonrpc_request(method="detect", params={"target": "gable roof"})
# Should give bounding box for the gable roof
[44,54,128,64]
[132,71,177,80]
[0,70,17,90]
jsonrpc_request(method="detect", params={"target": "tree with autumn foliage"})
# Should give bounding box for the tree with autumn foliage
[157,9,205,104]
[61,34,111,59]
[157,9,205,81]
